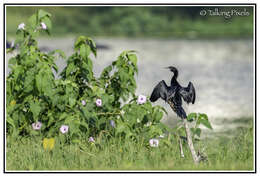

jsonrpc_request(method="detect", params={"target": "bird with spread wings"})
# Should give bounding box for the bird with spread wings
[150,66,196,119]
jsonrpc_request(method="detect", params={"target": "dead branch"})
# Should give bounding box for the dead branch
[167,100,200,164]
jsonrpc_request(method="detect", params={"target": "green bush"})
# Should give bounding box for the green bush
[6,10,169,144]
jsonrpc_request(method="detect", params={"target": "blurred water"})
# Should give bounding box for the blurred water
[6,37,254,131]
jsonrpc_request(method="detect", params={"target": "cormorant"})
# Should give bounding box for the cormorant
[150,66,196,119]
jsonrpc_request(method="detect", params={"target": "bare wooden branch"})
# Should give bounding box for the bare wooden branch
[178,138,185,158]
[167,100,200,164]
[183,118,200,164]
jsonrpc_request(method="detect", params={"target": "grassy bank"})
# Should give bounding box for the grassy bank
[6,6,253,39]
[6,118,254,171]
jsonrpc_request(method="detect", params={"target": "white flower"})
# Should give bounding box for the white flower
[40,22,47,30]
[32,121,42,130]
[149,138,159,147]
[96,99,102,107]
[137,118,141,123]
[81,100,86,106]
[137,95,146,104]
[18,23,25,30]
[60,125,69,134]
[88,137,95,143]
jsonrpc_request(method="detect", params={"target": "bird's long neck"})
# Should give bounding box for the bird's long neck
[173,69,178,79]
[171,68,179,86]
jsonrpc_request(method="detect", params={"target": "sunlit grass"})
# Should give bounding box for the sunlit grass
[6,118,254,171]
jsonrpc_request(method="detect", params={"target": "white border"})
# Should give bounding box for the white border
[1,2,257,174]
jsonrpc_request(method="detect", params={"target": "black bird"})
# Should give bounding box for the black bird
[150,66,196,119]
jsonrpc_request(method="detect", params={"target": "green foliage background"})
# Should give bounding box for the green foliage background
[6,6,253,38]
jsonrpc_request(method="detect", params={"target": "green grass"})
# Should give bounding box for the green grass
[6,119,254,171]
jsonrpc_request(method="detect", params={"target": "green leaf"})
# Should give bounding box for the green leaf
[86,57,93,70]
[198,113,208,120]
[28,14,38,29]
[158,123,171,133]
[128,54,137,66]
[72,139,80,144]
[6,115,18,137]
[126,132,134,139]
[187,112,197,122]
[197,113,212,129]
[29,100,41,120]
[79,121,89,130]
[69,97,76,107]
[80,44,87,59]
[52,62,59,74]
[24,74,34,93]
[74,36,86,50]
[38,9,51,19]
[191,127,201,137]
[47,115,54,127]
[87,38,97,57]
[66,63,75,77]
[200,119,213,130]
[7,116,16,129]
[24,67,37,92]
[12,65,23,82]
[149,125,163,136]
[68,119,81,136]
[80,44,90,59]
[153,110,163,122]
[156,105,168,116]
[116,123,128,134]
[35,67,54,97]
[8,57,17,66]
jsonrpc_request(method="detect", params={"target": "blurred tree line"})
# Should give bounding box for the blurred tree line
[6,6,253,38]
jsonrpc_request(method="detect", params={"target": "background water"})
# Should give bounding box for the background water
[6,37,254,132]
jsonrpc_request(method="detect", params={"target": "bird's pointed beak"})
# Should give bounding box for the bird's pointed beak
[164,66,170,69]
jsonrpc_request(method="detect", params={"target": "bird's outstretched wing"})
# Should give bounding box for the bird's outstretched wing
[150,80,169,102]
[179,82,196,104]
